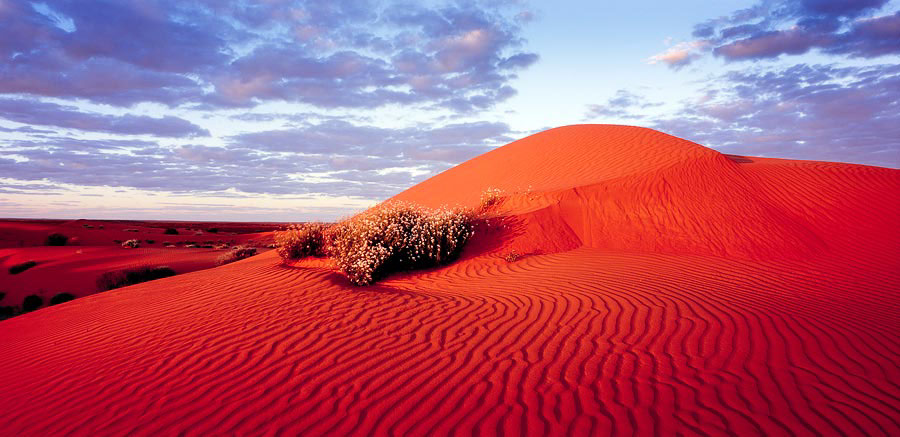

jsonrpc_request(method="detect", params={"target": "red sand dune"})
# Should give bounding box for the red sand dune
[0,125,898,435]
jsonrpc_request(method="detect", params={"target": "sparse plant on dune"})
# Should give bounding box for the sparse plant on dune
[218,246,258,265]
[49,293,75,306]
[480,187,504,212]
[328,202,475,286]
[96,266,176,291]
[9,260,38,274]
[502,250,521,262]
[275,223,329,261]
[23,295,42,312]
[122,239,140,248]
[45,233,68,246]
[164,228,179,235]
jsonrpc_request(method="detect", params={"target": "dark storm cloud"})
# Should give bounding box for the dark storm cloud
[693,0,899,62]
[0,99,208,137]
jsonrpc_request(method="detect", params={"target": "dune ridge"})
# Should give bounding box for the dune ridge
[0,125,898,435]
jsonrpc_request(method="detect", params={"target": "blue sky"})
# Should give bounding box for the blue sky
[1,0,898,221]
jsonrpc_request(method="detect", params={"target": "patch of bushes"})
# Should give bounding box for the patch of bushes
[329,202,474,285]
[121,239,140,248]
[275,223,329,261]
[480,187,504,211]
[207,228,219,233]
[124,228,139,232]
[45,233,68,246]
[9,260,38,274]
[96,266,176,291]
[23,295,42,312]
[164,228,179,235]
[218,246,258,265]
[145,239,155,244]
[0,306,14,319]
[50,293,75,305]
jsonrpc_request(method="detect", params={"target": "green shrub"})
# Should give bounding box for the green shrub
[50,293,75,305]
[275,223,329,261]
[328,202,474,286]
[217,246,258,265]
[9,260,38,274]
[23,295,42,312]
[96,266,176,291]
[164,228,179,235]
[45,233,68,246]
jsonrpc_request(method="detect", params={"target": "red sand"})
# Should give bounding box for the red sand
[0,125,897,435]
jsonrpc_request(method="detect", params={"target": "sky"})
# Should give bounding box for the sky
[1,0,898,221]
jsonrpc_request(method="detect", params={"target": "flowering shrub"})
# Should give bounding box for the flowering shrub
[122,239,140,248]
[218,246,258,265]
[480,187,504,212]
[275,223,329,261]
[328,202,475,285]
[502,249,521,262]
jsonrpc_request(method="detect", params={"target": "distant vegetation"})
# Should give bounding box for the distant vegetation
[8,260,38,274]
[50,293,75,306]
[44,233,68,246]
[164,228,179,235]
[96,266,176,291]
[121,239,141,248]
[217,246,258,265]
[276,202,475,286]
[23,295,42,312]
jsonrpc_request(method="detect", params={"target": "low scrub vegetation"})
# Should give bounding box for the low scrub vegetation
[275,223,329,261]
[163,228,179,235]
[23,295,42,312]
[480,187,504,211]
[276,203,475,286]
[121,239,140,248]
[502,250,521,262]
[50,293,75,305]
[45,233,68,246]
[218,246,258,265]
[96,266,176,291]
[9,260,38,274]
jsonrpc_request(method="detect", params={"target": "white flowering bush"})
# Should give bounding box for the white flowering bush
[275,223,329,261]
[480,187,504,211]
[121,239,140,248]
[328,202,475,285]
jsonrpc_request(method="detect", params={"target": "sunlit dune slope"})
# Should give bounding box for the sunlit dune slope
[0,125,898,436]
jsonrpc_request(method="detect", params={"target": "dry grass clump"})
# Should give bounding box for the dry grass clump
[329,202,474,285]
[275,223,329,261]
[218,246,258,265]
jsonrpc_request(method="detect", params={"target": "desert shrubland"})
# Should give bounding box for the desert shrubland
[121,239,140,248]
[218,246,258,265]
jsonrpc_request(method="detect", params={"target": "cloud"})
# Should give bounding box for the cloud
[0,1,537,111]
[1,120,514,199]
[690,0,899,62]
[0,99,208,137]
[653,63,900,168]
[584,90,659,119]
[647,40,709,69]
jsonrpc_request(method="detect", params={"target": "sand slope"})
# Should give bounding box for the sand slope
[0,125,898,435]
